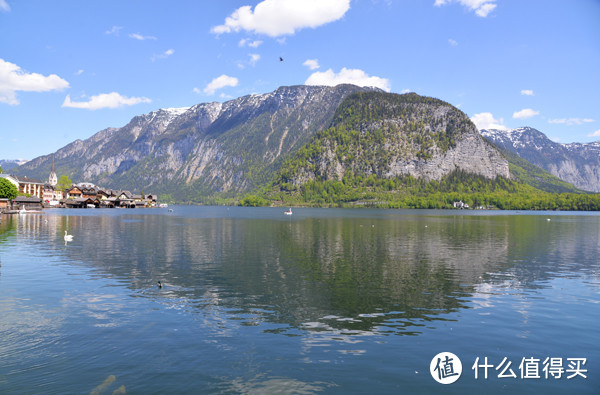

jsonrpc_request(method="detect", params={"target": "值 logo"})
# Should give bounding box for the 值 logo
[430,352,462,384]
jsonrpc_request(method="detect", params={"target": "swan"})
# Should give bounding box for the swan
[64,230,74,241]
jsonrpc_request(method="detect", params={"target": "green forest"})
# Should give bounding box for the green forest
[244,92,600,211]
[256,169,600,210]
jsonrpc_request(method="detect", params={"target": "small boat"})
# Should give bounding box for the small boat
[19,205,44,214]
[159,203,168,208]
[284,208,293,216]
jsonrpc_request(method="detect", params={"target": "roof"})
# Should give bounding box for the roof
[13,196,43,203]
[9,175,44,184]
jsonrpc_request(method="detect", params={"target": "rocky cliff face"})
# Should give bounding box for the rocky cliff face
[481,127,600,192]
[15,85,378,200]
[282,92,509,186]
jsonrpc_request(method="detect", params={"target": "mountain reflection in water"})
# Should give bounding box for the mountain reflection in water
[0,207,598,394]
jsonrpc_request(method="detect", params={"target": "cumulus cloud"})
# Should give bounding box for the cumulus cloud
[588,129,600,138]
[305,67,390,91]
[129,33,157,41]
[434,0,497,18]
[203,75,239,95]
[152,49,175,62]
[0,0,10,12]
[448,38,458,46]
[62,92,151,110]
[0,58,69,105]
[548,118,594,126]
[211,0,351,37]
[471,112,507,130]
[303,59,320,70]
[513,108,539,119]
[520,89,534,96]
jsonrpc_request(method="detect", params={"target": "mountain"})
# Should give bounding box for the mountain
[481,127,600,192]
[0,159,29,171]
[14,85,378,201]
[272,91,509,191]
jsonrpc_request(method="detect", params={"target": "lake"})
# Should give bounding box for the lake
[0,207,598,394]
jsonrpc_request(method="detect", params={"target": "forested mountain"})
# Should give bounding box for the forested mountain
[14,85,377,201]
[481,127,600,192]
[12,85,598,208]
[270,91,508,193]
[257,91,600,209]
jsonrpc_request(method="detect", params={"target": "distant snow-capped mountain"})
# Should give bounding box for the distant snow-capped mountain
[481,127,600,192]
[0,159,29,171]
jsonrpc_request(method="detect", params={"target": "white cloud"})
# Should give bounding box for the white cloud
[239,39,263,48]
[448,38,458,46]
[587,129,600,138]
[62,92,151,110]
[434,0,497,18]
[401,89,411,94]
[237,54,261,69]
[520,89,534,96]
[0,0,10,12]
[211,0,351,37]
[305,68,390,91]
[105,26,123,36]
[203,75,239,95]
[249,54,261,66]
[471,112,507,130]
[475,3,496,17]
[75,69,84,76]
[0,58,69,105]
[129,33,157,41]
[548,118,595,126]
[303,59,320,70]
[513,108,539,119]
[152,49,175,62]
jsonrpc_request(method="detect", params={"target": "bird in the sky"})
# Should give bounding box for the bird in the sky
[279,57,283,62]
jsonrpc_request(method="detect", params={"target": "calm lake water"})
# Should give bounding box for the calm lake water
[0,207,598,394]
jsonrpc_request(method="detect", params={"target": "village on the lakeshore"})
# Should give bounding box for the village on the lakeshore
[0,161,159,213]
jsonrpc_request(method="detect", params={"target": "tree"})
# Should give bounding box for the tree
[0,165,3,174]
[0,178,18,200]
[56,175,72,192]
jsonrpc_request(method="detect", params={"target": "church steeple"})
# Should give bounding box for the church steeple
[49,155,57,186]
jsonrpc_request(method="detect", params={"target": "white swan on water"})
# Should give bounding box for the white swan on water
[64,231,74,241]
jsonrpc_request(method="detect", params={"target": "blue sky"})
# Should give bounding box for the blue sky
[1,0,599,160]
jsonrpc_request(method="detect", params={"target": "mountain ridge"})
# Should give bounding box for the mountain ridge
[274,91,509,191]
[14,85,381,201]
[481,127,600,192]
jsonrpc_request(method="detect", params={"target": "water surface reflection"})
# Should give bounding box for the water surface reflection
[0,208,598,394]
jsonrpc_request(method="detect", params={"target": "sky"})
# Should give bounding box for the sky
[1,0,599,160]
